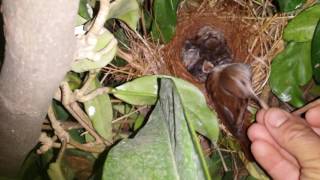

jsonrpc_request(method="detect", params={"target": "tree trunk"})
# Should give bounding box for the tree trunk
[0,0,79,177]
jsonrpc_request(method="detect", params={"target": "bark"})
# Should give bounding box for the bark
[0,0,79,177]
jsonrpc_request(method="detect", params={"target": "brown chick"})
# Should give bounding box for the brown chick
[206,63,256,161]
[181,26,232,82]
[182,26,269,161]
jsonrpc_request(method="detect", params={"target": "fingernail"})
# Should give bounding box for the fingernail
[267,109,289,127]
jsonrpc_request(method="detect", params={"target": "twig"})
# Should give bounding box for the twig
[112,106,147,124]
[48,105,70,142]
[60,81,106,145]
[61,121,83,130]
[116,48,145,72]
[293,99,320,115]
[48,103,108,153]
[75,71,96,97]
[213,143,229,172]
[87,0,110,36]
[37,133,57,154]
[56,140,67,162]
[69,139,105,153]
[77,87,112,102]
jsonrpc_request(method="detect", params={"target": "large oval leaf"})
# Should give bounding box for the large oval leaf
[112,76,158,105]
[107,0,140,30]
[112,75,219,143]
[283,4,320,42]
[311,19,320,84]
[151,0,180,43]
[270,42,312,107]
[103,79,210,180]
[83,77,113,142]
[275,0,305,12]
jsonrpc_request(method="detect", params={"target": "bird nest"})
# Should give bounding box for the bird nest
[108,0,289,106]
[164,0,288,97]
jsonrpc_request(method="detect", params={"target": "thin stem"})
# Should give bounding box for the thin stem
[69,139,105,153]
[293,99,320,116]
[60,82,106,145]
[112,106,147,124]
[56,140,67,163]
[77,87,112,102]
[87,0,110,36]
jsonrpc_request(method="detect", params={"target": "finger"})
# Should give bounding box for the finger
[256,109,266,124]
[305,106,320,128]
[251,140,299,180]
[264,108,320,179]
[248,123,298,166]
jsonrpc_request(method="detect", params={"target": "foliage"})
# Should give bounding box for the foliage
[283,4,320,42]
[71,0,140,73]
[107,0,140,30]
[311,19,320,84]
[112,75,220,143]
[103,79,210,180]
[275,0,305,12]
[270,4,320,107]
[83,76,113,142]
[150,0,180,43]
[270,42,312,107]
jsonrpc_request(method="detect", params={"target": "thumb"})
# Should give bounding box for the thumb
[264,108,320,179]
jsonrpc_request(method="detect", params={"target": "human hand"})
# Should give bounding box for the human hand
[248,106,320,179]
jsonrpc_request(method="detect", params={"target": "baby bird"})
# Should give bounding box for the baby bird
[181,26,232,82]
[182,26,268,161]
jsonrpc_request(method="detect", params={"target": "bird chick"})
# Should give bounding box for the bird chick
[181,26,232,82]
[182,26,269,161]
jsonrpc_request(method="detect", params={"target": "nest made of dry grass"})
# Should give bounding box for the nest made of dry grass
[105,0,291,99]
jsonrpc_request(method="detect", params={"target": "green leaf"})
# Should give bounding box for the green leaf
[48,160,74,180]
[83,76,113,142]
[284,4,320,42]
[19,149,54,180]
[151,0,180,43]
[112,76,158,105]
[64,72,82,91]
[78,0,91,20]
[103,79,210,180]
[270,42,312,107]
[52,100,70,121]
[107,0,140,30]
[71,29,118,73]
[112,75,219,143]
[311,19,320,84]
[276,0,305,12]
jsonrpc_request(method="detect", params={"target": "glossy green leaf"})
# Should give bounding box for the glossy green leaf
[113,75,219,143]
[71,29,118,73]
[107,0,140,30]
[19,149,53,180]
[52,100,70,121]
[48,160,74,180]
[64,72,82,91]
[103,79,210,180]
[270,42,312,107]
[151,0,180,43]
[311,19,320,84]
[84,77,113,142]
[78,0,91,20]
[284,4,320,42]
[112,76,158,105]
[276,0,304,12]
[69,129,86,144]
